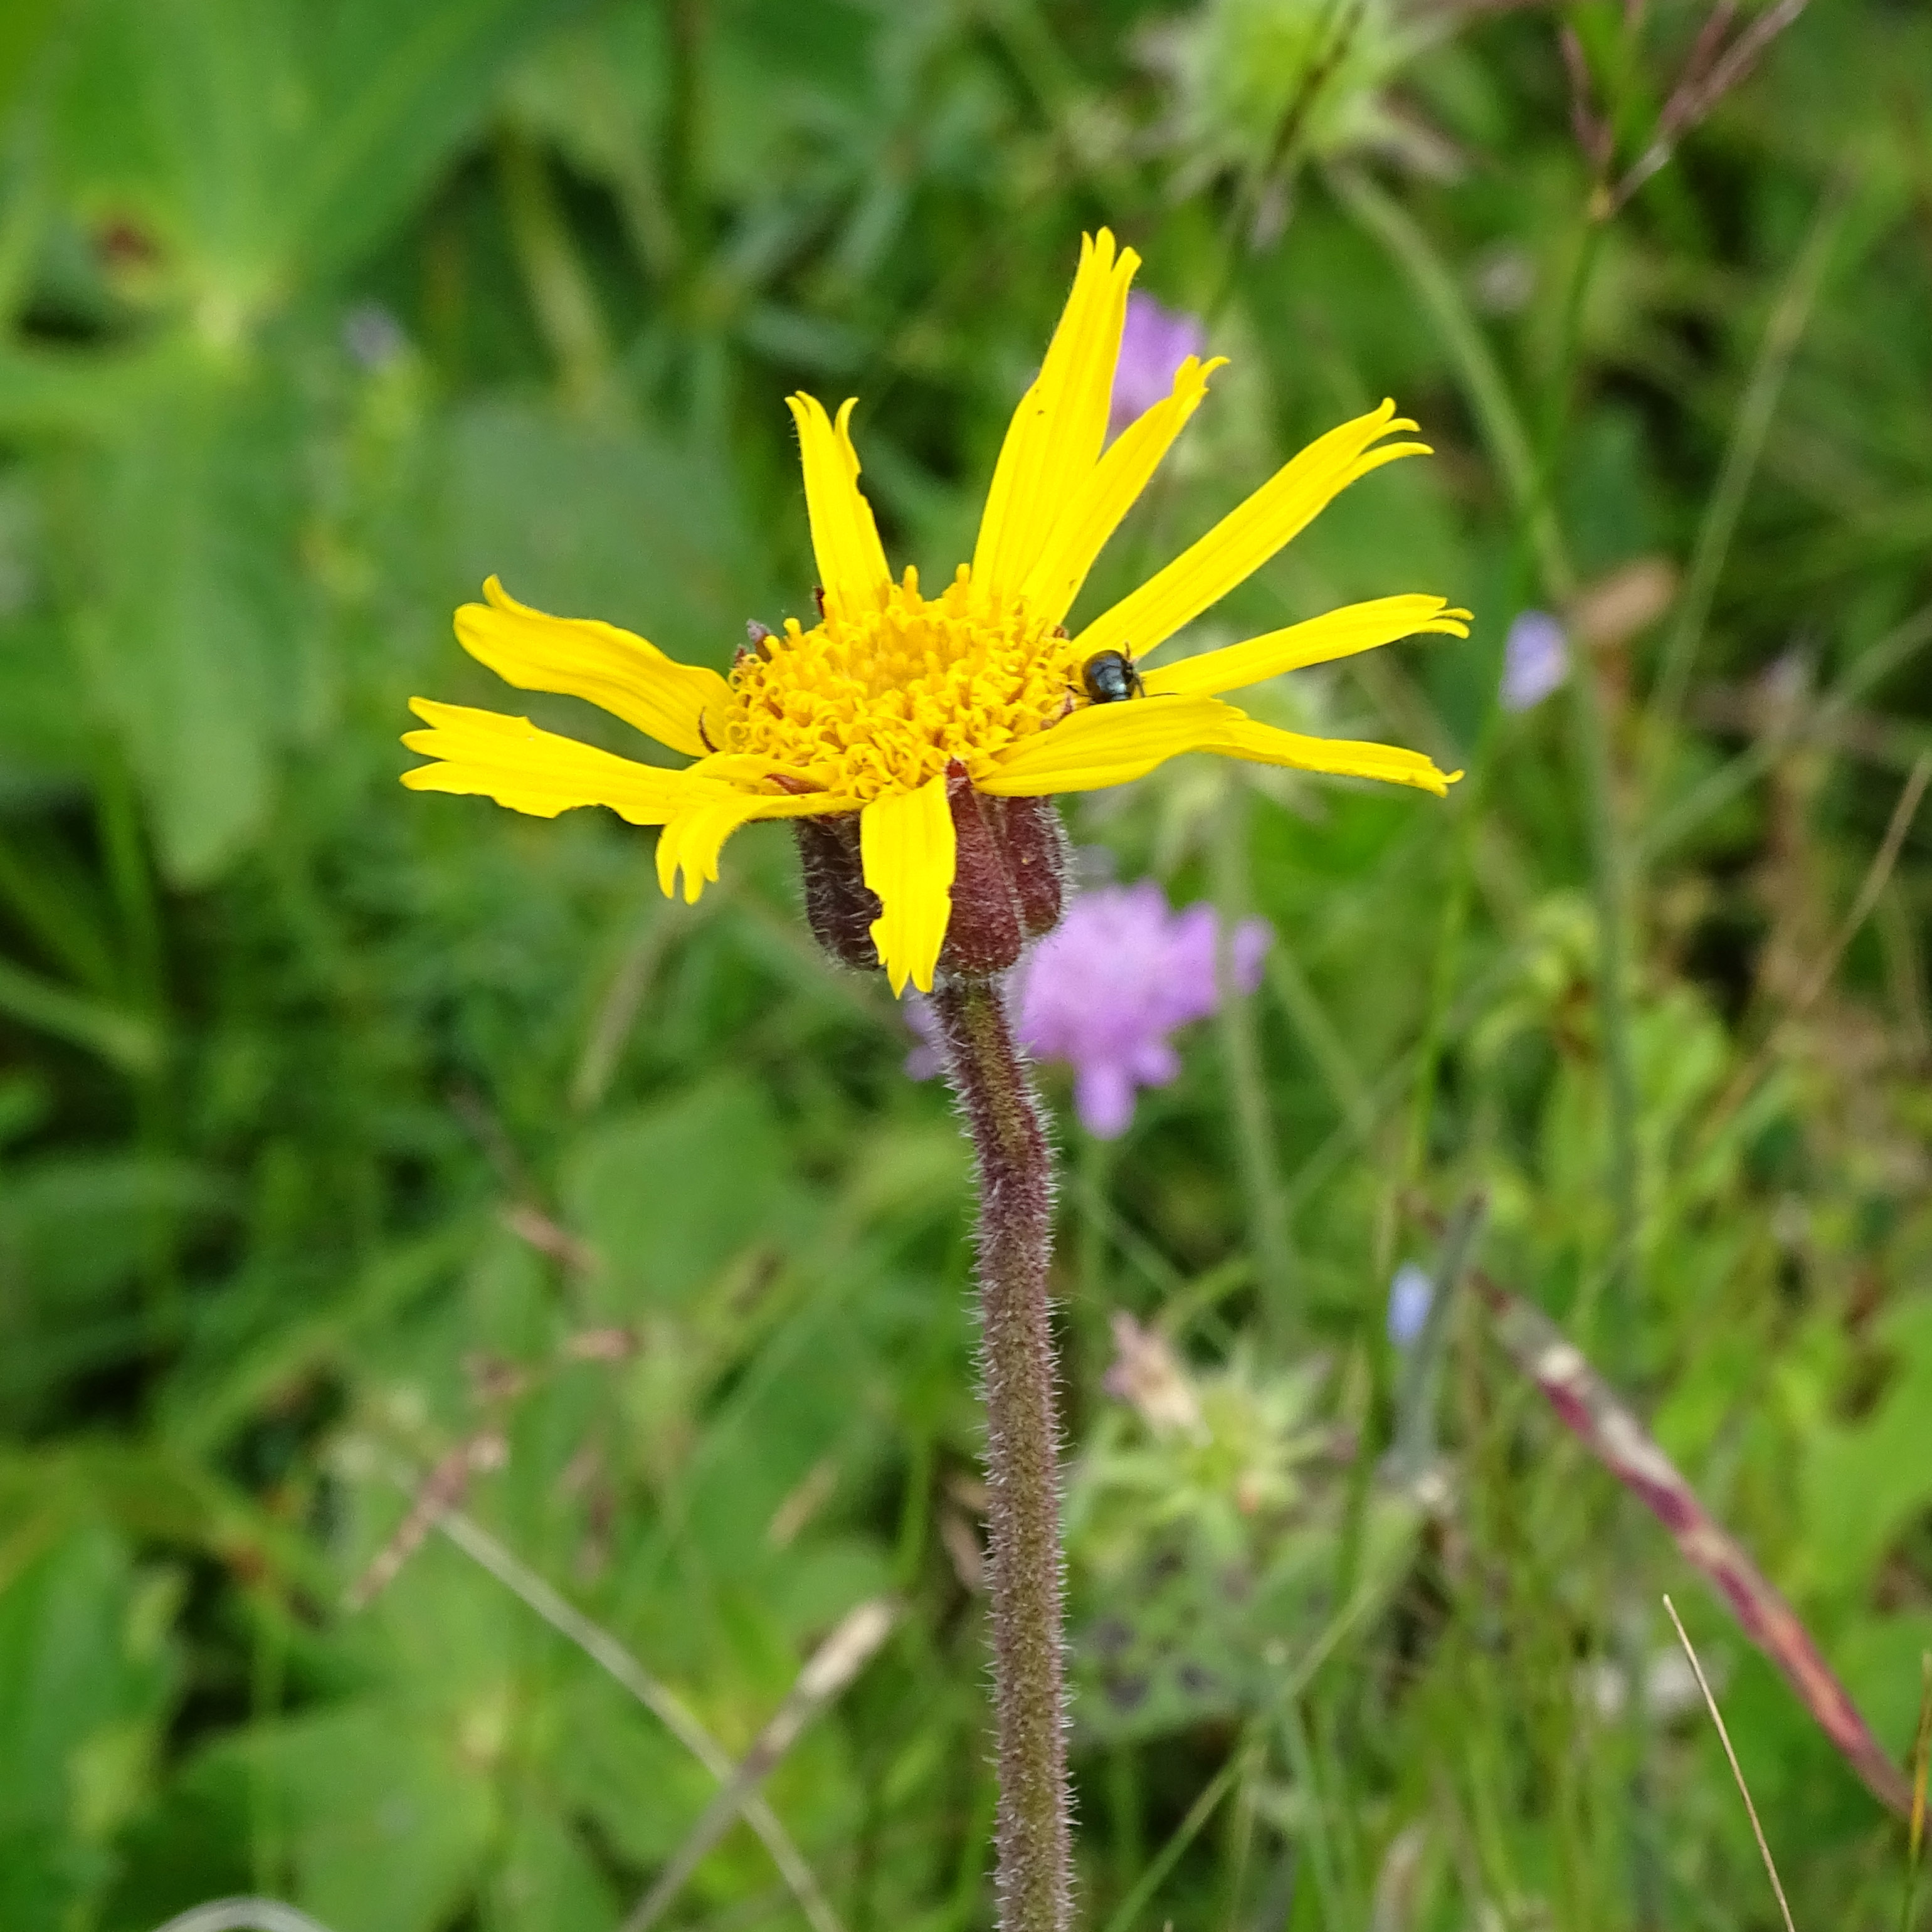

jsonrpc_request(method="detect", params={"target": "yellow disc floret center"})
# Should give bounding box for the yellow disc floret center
[716,566,1079,800]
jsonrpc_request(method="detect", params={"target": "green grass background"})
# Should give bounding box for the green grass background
[1,1,1929,1928]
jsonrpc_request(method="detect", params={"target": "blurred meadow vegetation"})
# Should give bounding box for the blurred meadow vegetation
[2,1,1931,1929]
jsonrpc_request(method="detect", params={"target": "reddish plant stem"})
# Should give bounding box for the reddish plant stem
[930,974,1071,1932]
[1475,1267,1911,1817]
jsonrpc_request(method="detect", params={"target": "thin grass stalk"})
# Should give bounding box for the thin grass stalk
[427,1504,849,1932]
[1902,1654,1930,1932]
[1647,179,1852,756]
[620,1600,899,1932]
[1211,786,1294,1317]
[1663,1594,1798,1932]
[1333,164,1642,1357]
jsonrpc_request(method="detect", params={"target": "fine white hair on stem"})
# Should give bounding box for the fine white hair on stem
[1662,1593,1797,1932]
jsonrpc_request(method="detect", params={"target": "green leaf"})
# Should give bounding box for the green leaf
[1800,1297,1932,1596]
[0,956,162,1074]
[55,0,592,315]
[561,1076,800,1312]
[0,1152,223,1330]
[76,354,304,882]
[0,1512,181,1932]
[169,1707,497,1932]
[488,1803,621,1932]
[446,401,761,672]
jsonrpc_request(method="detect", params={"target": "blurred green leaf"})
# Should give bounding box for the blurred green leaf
[75,356,303,882]
[562,1076,800,1312]
[1800,1296,1932,1597]
[447,401,763,670]
[0,1152,223,1352]
[55,0,593,317]
[0,1511,181,1932]
[0,955,161,1072]
[488,1803,621,1932]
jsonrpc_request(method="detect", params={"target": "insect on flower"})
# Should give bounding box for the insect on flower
[402,231,1470,996]
[1080,647,1148,705]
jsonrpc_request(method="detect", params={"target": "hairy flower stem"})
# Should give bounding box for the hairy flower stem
[930,973,1070,1932]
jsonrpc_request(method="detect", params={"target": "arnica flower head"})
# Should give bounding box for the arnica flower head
[403,231,1468,996]
[1018,882,1270,1137]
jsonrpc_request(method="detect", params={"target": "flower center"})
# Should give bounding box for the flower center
[715,566,1080,800]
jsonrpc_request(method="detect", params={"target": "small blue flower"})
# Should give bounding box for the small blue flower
[1386,1262,1434,1348]
[1499,610,1568,712]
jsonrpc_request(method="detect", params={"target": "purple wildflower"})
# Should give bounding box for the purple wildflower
[343,302,408,370]
[1109,291,1208,438]
[1386,1262,1433,1348]
[908,883,1272,1137]
[1499,610,1569,712]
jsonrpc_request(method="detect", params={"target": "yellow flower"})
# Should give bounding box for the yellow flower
[403,231,1467,996]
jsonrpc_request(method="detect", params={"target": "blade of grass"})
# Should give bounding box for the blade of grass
[1386,1196,1486,1486]
[1699,751,1929,1138]
[572,895,705,1111]
[1662,1594,1797,1932]
[1213,784,1294,1319]
[1333,162,1640,1370]
[1263,940,1375,1138]
[1903,1653,1931,1932]
[1100,1548,1401,1932]
[619,1598,899,1932]
[431,1504,850,1932]
[0,953,163,1075]
[1647,177,1854,749]
[1102,1743,1257,1932]
[1644,598,1932,862]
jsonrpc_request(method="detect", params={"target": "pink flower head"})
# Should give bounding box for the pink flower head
[1109,291,1208,438]
[1021,882,1271,1136]
[907,883,1273,1136]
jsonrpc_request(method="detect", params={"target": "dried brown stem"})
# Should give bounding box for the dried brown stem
[618,1599,899,1932]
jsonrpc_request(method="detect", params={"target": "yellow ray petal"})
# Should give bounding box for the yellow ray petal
[453,578,731,759]
[1207,711,1462,796]
[1018,355,1228,628]
[654,768,863,902]
[1072,401,1430,663]
[970,230,1140,601]
[786,393,892,620]
[1143,595,1472,699]
[401,699,698,823]
[860,776,956,996]
[974,695,1237,796]
[655,793,770,904]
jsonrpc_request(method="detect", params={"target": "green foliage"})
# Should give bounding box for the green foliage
[1,1,1929,1929]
